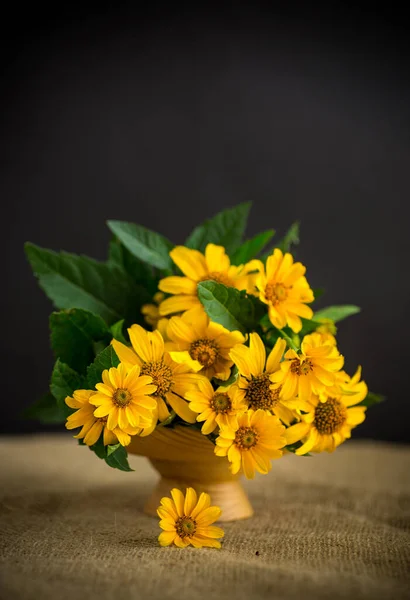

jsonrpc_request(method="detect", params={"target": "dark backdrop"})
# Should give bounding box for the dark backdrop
[1,5,409,441]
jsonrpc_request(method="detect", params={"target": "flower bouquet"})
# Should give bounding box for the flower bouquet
[25,203,383,523]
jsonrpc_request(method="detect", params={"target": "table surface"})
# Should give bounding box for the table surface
[0,434,409,600]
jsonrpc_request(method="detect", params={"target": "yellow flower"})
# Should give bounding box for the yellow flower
[157,487,224,548]
[285,367,368,454]
[315,318,337,346]
[111,325,205,433]
[158,243,260,318]
[185,378,247,434]
[165,311,245,381]
[65,390,119,446]
[270,332,344,403]
[215,409,286,479]
[255,248,314,333]
[230,333,305,424]
[89,362,157,446]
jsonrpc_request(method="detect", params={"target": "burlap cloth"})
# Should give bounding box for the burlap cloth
[0,435,409,600]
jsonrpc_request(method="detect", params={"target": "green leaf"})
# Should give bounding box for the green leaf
[197,280,265,334]
[107,221,173,270]
[185,202,251,255]
[108,237,158,295]
[23,392,68,424]
[110,319,128,344]
[25,242,150,326]
[90,437,107,459]
[50,359,87,413]
[231,229,275,265]
[88,434,134,471]
[86,345,120,389]
[276,221,300,254]
[49,309,110,374]
[105,446,133,471]
[357,392,385,408]
[314,305,360,323]
[107,443,121,456]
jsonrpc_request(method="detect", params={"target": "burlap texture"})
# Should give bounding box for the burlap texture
[0,434,409,600]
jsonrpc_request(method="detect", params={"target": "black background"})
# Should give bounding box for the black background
[1,4,409,441]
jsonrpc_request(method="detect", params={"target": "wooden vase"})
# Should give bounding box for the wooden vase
[127,426,253,522]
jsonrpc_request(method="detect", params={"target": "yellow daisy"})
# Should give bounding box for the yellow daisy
[158,243,260,318]
[215,409,286,479]
[165,311,245,381]
[270,332,344,403]
[254,248,314,333]
[89,362,157,446]
[111,325,205,433]
[185,378,247,434]
[65,389,119,446]
[285,367,368,454]
[229,333,306,424]
[157,487,224,548]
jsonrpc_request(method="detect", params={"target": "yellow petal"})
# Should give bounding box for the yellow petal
[167,315,196,343]
[295,430,318,455]
[174,535,190,548]
[184,487,198,516]
[190,536,221,549]
[285,422,311,445]
[158,276,197,295]
[111,339,139,369]
[170,246,208,280]
[204,243,230,272]
[196,506,222,526]
[286,312,302,333]
[266,338,286,373]
[103,427,118,446]
[241,452,255,479]
[159,497,179,520]
[158,531,177,546]
[166,392,197,423]
[168,351,203,372]
[159,295,200,316]
[83,421,103,446]
[107,407,119,430]
[249,333,266,373]
[156,396,171,422]
[170,489,185,517]
[159,519,176,532]
[282,262,306,286]
[128,325,164,363]
[298,374,313,402]
[114,428,131,446]
[197,525,224,539]
[229,344,254,378]
[190,492,211,519]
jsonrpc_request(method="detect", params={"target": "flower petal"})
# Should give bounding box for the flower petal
[170,489,185,517]
[196,506,222,526]
[184,487,198,516]
[190,492,211,519]
[158,531,177,546]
